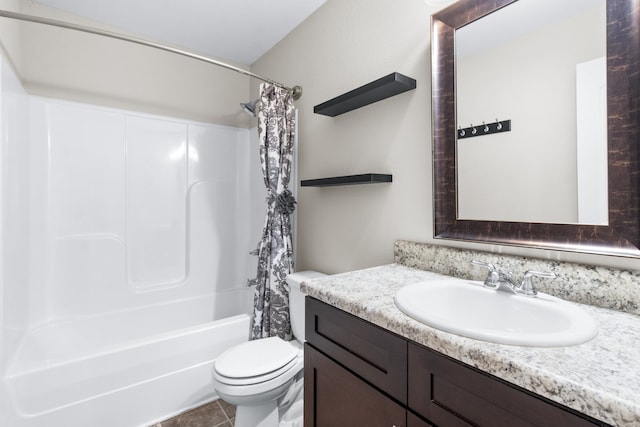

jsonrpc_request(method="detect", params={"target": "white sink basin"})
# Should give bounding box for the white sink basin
[394,279,598,347]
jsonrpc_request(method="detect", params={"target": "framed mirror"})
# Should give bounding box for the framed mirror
[432,0,640,257]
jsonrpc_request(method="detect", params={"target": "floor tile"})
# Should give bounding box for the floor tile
[153,399,235,427]
[218,399,236,420]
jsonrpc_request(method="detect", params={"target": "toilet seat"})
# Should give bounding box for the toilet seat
[212,351,304,401]
[213,337,302,386]
[214,355,301,386]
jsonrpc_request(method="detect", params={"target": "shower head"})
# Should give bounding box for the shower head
[240,99,259,117]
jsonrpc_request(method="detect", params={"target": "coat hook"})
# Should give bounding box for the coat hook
[458,119,510,139]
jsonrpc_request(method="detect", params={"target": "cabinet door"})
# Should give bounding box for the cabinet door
[408,343,603,427]
[306,297,408,403]
[408,412,434,427]
[305,343,406,427]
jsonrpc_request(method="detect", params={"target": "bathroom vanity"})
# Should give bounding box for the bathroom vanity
[302,264,640,427]
[305,297,601,426]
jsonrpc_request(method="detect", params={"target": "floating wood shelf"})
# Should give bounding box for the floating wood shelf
[301,173,392,187]
[314,72,416,117]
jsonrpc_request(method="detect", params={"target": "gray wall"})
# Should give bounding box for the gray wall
[251,0,640,274]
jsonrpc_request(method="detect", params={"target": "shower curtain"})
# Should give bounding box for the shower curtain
[250,83,297,340]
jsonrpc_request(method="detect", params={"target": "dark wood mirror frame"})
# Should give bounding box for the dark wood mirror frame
[432,0,640,257]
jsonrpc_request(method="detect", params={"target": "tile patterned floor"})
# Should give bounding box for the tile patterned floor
[150,399,236,427]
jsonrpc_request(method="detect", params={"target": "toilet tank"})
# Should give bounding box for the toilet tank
[286,271,325,342]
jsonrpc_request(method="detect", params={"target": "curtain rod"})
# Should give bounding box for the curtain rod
[0,9,303,100]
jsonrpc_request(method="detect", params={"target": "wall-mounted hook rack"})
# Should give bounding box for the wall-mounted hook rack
[458,119,511,139]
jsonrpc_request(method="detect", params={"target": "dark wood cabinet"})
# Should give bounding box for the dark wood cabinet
[408,412,435,427]
[305,297,608,427]
[305,296,407,403]
[408,343,601,427]
[305,344,407,427]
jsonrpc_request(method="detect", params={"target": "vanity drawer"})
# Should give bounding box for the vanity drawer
[408,343,602,427]
[305,297,408,403]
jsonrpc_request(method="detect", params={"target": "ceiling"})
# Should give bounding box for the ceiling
[33,0,328,66]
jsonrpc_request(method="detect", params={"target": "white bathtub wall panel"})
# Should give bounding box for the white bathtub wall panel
[212,287,254,319]
[35,101,254,318]
[188,123,246,292]
[26,98,53,327]
[1,56,30,369]
[248,127,267,256]
[188,181,239,293]
[41,102,252,317]
[235,130,252,286]
[189,123,255,292]
[2,95,259,426]
[125,116,188,289]
[45,100,128,319]
[188,123,240,185]
[48,102,126,237]
[1,58,32,425]
[47,236,127,318]
[46,234,229,320]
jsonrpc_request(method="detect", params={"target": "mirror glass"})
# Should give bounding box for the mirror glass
[455,0,607,224]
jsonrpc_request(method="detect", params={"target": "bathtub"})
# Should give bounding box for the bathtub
[3,288,253,427]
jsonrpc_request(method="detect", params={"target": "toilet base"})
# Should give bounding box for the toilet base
[234,401,279,427]
[280,398,304,427]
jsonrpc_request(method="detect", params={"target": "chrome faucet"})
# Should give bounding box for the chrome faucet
[471,260,556,297]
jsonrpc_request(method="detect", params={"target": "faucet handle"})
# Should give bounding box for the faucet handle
[471,260,500,288]
[517,271,556,296]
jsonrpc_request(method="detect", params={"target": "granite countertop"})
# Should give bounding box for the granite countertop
[301,264,640,427]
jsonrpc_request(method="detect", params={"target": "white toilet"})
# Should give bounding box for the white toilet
[212,271,325,427]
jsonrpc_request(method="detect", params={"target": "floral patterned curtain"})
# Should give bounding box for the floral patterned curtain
[250,84,297,340]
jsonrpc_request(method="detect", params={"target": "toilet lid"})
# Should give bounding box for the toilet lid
[214,336,299,379]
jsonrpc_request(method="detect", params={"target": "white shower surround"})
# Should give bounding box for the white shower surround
[0,55,266,426]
